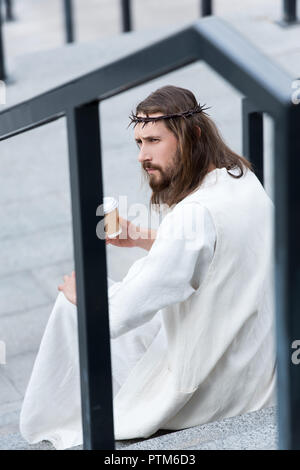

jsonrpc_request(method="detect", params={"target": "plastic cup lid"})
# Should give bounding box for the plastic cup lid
[103,197,118,214]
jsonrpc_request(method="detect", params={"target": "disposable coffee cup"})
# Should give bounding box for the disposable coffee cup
[103,197,122,239]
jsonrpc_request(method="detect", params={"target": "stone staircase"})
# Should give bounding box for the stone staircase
[0,2,298,451]
[0,406,277,450]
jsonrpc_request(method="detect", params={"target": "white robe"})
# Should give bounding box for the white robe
[19,207,216,450]
[19,166,277,449]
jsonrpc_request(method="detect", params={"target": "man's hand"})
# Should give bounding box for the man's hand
[58,271,77,306]
[105,216,141,248]
[105,216,157,251]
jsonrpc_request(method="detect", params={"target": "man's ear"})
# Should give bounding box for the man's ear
[195,125,201,137]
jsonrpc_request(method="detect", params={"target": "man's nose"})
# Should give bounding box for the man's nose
[138,146,152,163]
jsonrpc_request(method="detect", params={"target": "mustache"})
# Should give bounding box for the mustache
[143,164,161,171]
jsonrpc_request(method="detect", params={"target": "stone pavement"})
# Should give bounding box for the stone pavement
[0,405,278,450]
[0,0,298,450]
[0,0,287,61]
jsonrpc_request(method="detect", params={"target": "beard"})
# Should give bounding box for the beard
[145,164,173,191]
[141,149,181,208]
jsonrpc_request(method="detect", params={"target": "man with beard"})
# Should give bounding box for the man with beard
[19,85,277,449]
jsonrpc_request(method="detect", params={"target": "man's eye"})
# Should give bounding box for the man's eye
[150,138,159,142]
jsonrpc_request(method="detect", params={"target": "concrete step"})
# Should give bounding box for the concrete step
[0,406,277,450]
[2,10,298,108]
[1,0,285,63]
[0,400,23,433]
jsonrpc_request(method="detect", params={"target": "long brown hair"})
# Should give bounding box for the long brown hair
[133,85,252,210]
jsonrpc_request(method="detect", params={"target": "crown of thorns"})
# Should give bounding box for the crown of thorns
[127,103,211,128]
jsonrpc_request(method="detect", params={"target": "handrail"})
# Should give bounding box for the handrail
[0,0,298,82]
[0,1,6,80]
[121,1,213,32]
[0,18,291,135]
[0,27,198,138]
[121,0,132,32]
[63,0,75,43]
[0,16,299,450]
[282,0,299,24]
[4,0,14,22]
[201,0,213,17]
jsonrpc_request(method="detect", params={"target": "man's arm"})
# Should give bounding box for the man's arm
[105,216,157,251]
[135,227,157,251]
[108,203,216,339]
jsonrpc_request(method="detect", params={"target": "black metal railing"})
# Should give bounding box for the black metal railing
[120,0,300,30]
[282,0,299,24]
[63,0,75,43]
[4,0,14,21]
[121,0,132,32]
[199,0,300,25]
[242,99,264,186]
[0,16,299,450]
[201,0,213,17]
[0,0,299,82]
[0,1,6,80]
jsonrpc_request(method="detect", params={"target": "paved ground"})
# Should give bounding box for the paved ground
[0,0,298,449]
[0,405,278,450]
[0,0,288,60]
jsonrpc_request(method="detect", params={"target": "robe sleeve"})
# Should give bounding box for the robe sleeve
[108,202,216,339]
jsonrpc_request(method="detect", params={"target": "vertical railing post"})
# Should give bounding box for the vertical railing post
[121,0,132,32]
[242,98,264,186]
[274,103,300,449]
[283,0,298,23]
[201,0,212,16]
[63,0,75,43]
[5,0,14,21]
[0,0,6,81]
[66,102,115,450]
[277,0,299,26]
